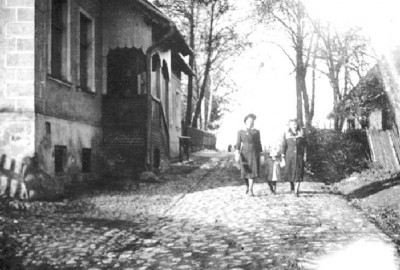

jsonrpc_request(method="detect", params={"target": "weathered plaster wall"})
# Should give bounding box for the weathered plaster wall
[0,0,35,170]
[101,0,155,95]
[35,0,103,126]
[169,74,182,158]
[34,0,103,181]
[102,0,152,55]
[35,114,102,182]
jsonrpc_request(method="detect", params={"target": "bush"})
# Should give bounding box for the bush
[306,128,370,183]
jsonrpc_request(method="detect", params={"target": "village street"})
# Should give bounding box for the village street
[1,151,400,270]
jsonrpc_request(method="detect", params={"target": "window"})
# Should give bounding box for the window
[162,62,170,125]
[152,54,161,98]
[82,148,91,173]
[45,122,51,134]
[79,11,94,92]
[50,0,69,80]
[347,119,355,130]
[153,149,160,168]
[54,145,67,175]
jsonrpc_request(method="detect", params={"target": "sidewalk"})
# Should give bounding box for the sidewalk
[0,151,399,269]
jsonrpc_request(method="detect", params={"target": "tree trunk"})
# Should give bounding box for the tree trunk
[191,2,215,129]
[192,62,212,128]
[296,24,304,127]
[184,3,195,130]
[205,80,214,130]
[310,51,316,126]
[301,74,311,129]
[332,80,341,131]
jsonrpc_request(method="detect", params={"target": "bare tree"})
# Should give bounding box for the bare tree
[191,0,248,128]
[155,0,248,130]
[153,0,203,128]
[255,0,316,128]
[204,66,239,130]
[313,23,373,130]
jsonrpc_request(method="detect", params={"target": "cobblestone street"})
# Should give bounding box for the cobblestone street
[1,151,399,269]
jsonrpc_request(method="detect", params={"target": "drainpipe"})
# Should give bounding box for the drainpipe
[145,22,177,168]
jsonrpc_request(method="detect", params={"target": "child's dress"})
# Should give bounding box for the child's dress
[265,149,283,182]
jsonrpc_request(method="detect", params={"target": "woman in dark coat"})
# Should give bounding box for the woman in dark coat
[235,113,262,196]
[281,119,307,196]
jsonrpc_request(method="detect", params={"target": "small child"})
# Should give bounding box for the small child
[265,145,285,194]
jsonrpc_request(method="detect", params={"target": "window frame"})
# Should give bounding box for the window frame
[78,8,96,93]
[48,0,71,82]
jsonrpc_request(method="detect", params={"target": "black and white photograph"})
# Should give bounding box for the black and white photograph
[1,0,400,269]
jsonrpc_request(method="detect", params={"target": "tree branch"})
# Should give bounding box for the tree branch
[265,40,296,67]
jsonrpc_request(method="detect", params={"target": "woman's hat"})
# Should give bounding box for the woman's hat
[244,113,257,123]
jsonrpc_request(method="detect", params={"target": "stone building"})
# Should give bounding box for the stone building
[0,0,193,193]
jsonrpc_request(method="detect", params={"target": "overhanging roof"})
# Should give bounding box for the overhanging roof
[129,0,193,56]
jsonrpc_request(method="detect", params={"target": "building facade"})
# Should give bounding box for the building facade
[0,0,192,193]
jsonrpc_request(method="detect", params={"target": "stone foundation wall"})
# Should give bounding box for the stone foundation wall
[35,114,103,183]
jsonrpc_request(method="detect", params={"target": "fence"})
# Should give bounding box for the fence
[185,126,217,152]
[367,129,400,171]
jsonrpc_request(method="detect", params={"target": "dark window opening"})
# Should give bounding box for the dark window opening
[162,61,169,124]
[153,149,160,168]
[45,122,51,134]
[152,54,160,72]
[171,52,183,80]
[152,54,161,98]
[107,48,146,96]
[80,13,91,90]
[54,145,67,175]
[51,0,66,79]
[347,119,355,130]
[82,148,91,173]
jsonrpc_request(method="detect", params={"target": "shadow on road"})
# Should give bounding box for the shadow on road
[346,177,400,199]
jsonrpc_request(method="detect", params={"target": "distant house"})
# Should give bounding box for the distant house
[344,64,400,170]
[0,0,193,188]
[342,65,395,132]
